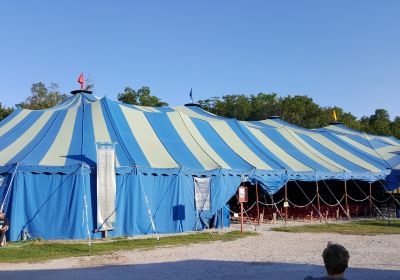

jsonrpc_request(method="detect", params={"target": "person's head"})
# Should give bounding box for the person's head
[0,212,4,219]
[322,242,350,276]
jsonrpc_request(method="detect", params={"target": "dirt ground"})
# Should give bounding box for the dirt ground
[0,221,399,280]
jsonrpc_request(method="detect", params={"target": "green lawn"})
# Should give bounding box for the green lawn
[273,220,400,235]
[0,231,255,263]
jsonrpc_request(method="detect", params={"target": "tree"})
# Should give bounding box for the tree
[368,109,391,135]
[390,116,400,139]
[0,102,14,121]
[137,87,168,107]
[249,93,280,120]
[117,87,138,105]
[17,82,68,110]
[279,95,324,128]
[117,86,168,107]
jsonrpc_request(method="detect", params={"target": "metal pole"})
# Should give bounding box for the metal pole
[256,182,260,226]
[392,190,395,207]
[369,182,372,217]
[221,208,224,229]
[240,201,244,234]
[344,181,349,218]
[284,183,288,222]
[316,181,321,221]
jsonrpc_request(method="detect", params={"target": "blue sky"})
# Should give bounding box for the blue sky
[0,1,399,119]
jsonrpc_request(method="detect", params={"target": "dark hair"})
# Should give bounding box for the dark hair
[322,243,350,275]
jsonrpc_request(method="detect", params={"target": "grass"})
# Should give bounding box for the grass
[0,230,255,263]
[272,219,400,235]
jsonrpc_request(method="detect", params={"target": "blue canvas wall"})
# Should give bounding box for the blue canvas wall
[1,171,241,241]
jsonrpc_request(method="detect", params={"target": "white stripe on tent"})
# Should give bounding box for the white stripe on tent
[47,94,81,111]
[325,125,399,146]
[307,133,382,172]
[40,107,78,166]
[376,146,400,162]
[178,114,230,169]
[377,145,400,155]
[209,120,273,170]
[240,121,262,129]
[0,111,54,165]
[282,128,347,172]
[0,110,31,138]
[336,135,383,158]
[129,105,160,113]
[323,125,359,135]
[326,125,400,146]
[246,126,313,172]
[377,136,400,146]
[172,106,216,121]
[142,106,160,113]
[131,105,150,112]
[168,112,225,170]
[259,119,306,134]
[120,105,179,168]
[91,101,121,167]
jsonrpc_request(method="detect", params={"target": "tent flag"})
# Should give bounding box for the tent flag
[77,73,84,90]
[332,109,337,122]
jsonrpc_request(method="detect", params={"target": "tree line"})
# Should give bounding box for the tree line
[198,93,400,138]
[0,82,399,139]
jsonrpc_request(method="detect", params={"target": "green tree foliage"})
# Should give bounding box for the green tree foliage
[368,109,392,136]
[198,93,400,138]
[0,102,14,121]
[17,82,68,110]
[279,95,324,128]
[390,117,400,139]
[117,86,168,107]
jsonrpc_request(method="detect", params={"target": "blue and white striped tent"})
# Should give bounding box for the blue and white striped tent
[173,105,395,186]
[318,123,400,191]
[0,92,397,240]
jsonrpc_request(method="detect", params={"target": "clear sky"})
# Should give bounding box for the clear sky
[0,1,399,119]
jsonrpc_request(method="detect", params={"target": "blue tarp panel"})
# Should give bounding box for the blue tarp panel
[2,171,241,241]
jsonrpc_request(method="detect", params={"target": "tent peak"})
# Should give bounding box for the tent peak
[184,103,201,108]
[71,90,93,95]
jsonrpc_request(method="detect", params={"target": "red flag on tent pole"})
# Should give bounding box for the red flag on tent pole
[77,73,84,90]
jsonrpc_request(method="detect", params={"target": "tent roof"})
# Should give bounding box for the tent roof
[0,93,394,186]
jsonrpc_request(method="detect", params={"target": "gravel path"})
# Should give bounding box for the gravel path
[0,222,399,280]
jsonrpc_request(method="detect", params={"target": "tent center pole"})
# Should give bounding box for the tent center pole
[221,208,224,229]
[344,181,349,218]
[316,181,321,221]
[369,182,372,217]
[284,183,288,222]
[240,201,244,234]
